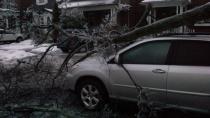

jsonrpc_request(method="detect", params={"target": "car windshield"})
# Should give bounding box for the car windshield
[99,41,135,60]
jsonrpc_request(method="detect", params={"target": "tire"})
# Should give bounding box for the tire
[16,37,23,42]
[77,80,108,110]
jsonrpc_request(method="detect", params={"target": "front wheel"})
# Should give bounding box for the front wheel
[77,80,108,110]
[16,37,23,42]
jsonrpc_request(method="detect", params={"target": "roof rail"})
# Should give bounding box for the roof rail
[159,32,210,37]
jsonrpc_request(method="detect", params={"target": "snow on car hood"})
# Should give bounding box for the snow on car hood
[0,39,62,65]
[76,54,108,66]
[70,54,109,74]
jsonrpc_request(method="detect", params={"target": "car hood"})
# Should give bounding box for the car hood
[70,54,109,72]
[77,54,108,66]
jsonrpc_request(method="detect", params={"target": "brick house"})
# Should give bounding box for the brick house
[59,0,150,27]
[59,0,210,32]
[189,0,210,33]
[59,0,119,26]
[142,0,191,33]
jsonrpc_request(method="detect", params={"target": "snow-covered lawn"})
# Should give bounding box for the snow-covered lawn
[0,39,61,64]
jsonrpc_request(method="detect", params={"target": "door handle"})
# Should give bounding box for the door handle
[152,69,166,74]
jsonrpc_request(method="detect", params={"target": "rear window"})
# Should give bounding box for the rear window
[171,40,210,66]
[5,31,14,34]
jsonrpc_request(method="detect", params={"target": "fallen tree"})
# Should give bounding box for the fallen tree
[113,2,210,43]
[2,2,210,118]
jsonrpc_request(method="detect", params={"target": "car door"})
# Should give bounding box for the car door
[4,31,15,41]
[167,40,210,111]
[109,40,171,103]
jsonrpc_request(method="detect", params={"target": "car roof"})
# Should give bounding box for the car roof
[140,35,210,42]
[118,35,210,54]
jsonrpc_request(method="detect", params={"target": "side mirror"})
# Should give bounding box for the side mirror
[114,54,121,64]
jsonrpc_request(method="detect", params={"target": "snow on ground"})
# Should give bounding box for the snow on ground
[0,40,34,51]
[0,50,35,62]
[0,39,61,64]
[30,44,61,54]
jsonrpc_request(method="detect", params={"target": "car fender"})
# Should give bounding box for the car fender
[64,65,113,96]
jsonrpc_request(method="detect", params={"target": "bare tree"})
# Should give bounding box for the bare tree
[15,0,33,33]
[52,2,61,43]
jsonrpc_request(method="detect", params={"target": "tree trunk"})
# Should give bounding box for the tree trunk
[113,2,210,43]
[19,9,23,33]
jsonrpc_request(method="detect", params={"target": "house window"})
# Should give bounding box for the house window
[155,7,176,21]
[83,10,111,26]
[40,17,45,25]
[47,16,51,25]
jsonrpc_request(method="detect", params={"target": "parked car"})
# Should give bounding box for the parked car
[0,29,24,42]
[65,34,210,113]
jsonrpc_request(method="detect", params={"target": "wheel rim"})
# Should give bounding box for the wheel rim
[80,84,100,109]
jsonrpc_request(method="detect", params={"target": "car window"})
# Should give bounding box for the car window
[171,40,210,66]
[5,31,14,34]
[0,30,5,34]
[121,41,171,65]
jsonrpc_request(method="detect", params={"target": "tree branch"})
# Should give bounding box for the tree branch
[113,2,210,43]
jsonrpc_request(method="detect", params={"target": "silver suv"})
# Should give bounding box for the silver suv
[66,35,210,112]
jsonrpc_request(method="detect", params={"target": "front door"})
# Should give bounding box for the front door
[109,41,171,103]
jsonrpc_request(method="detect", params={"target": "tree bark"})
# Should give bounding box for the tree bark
[113,2,210,43]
